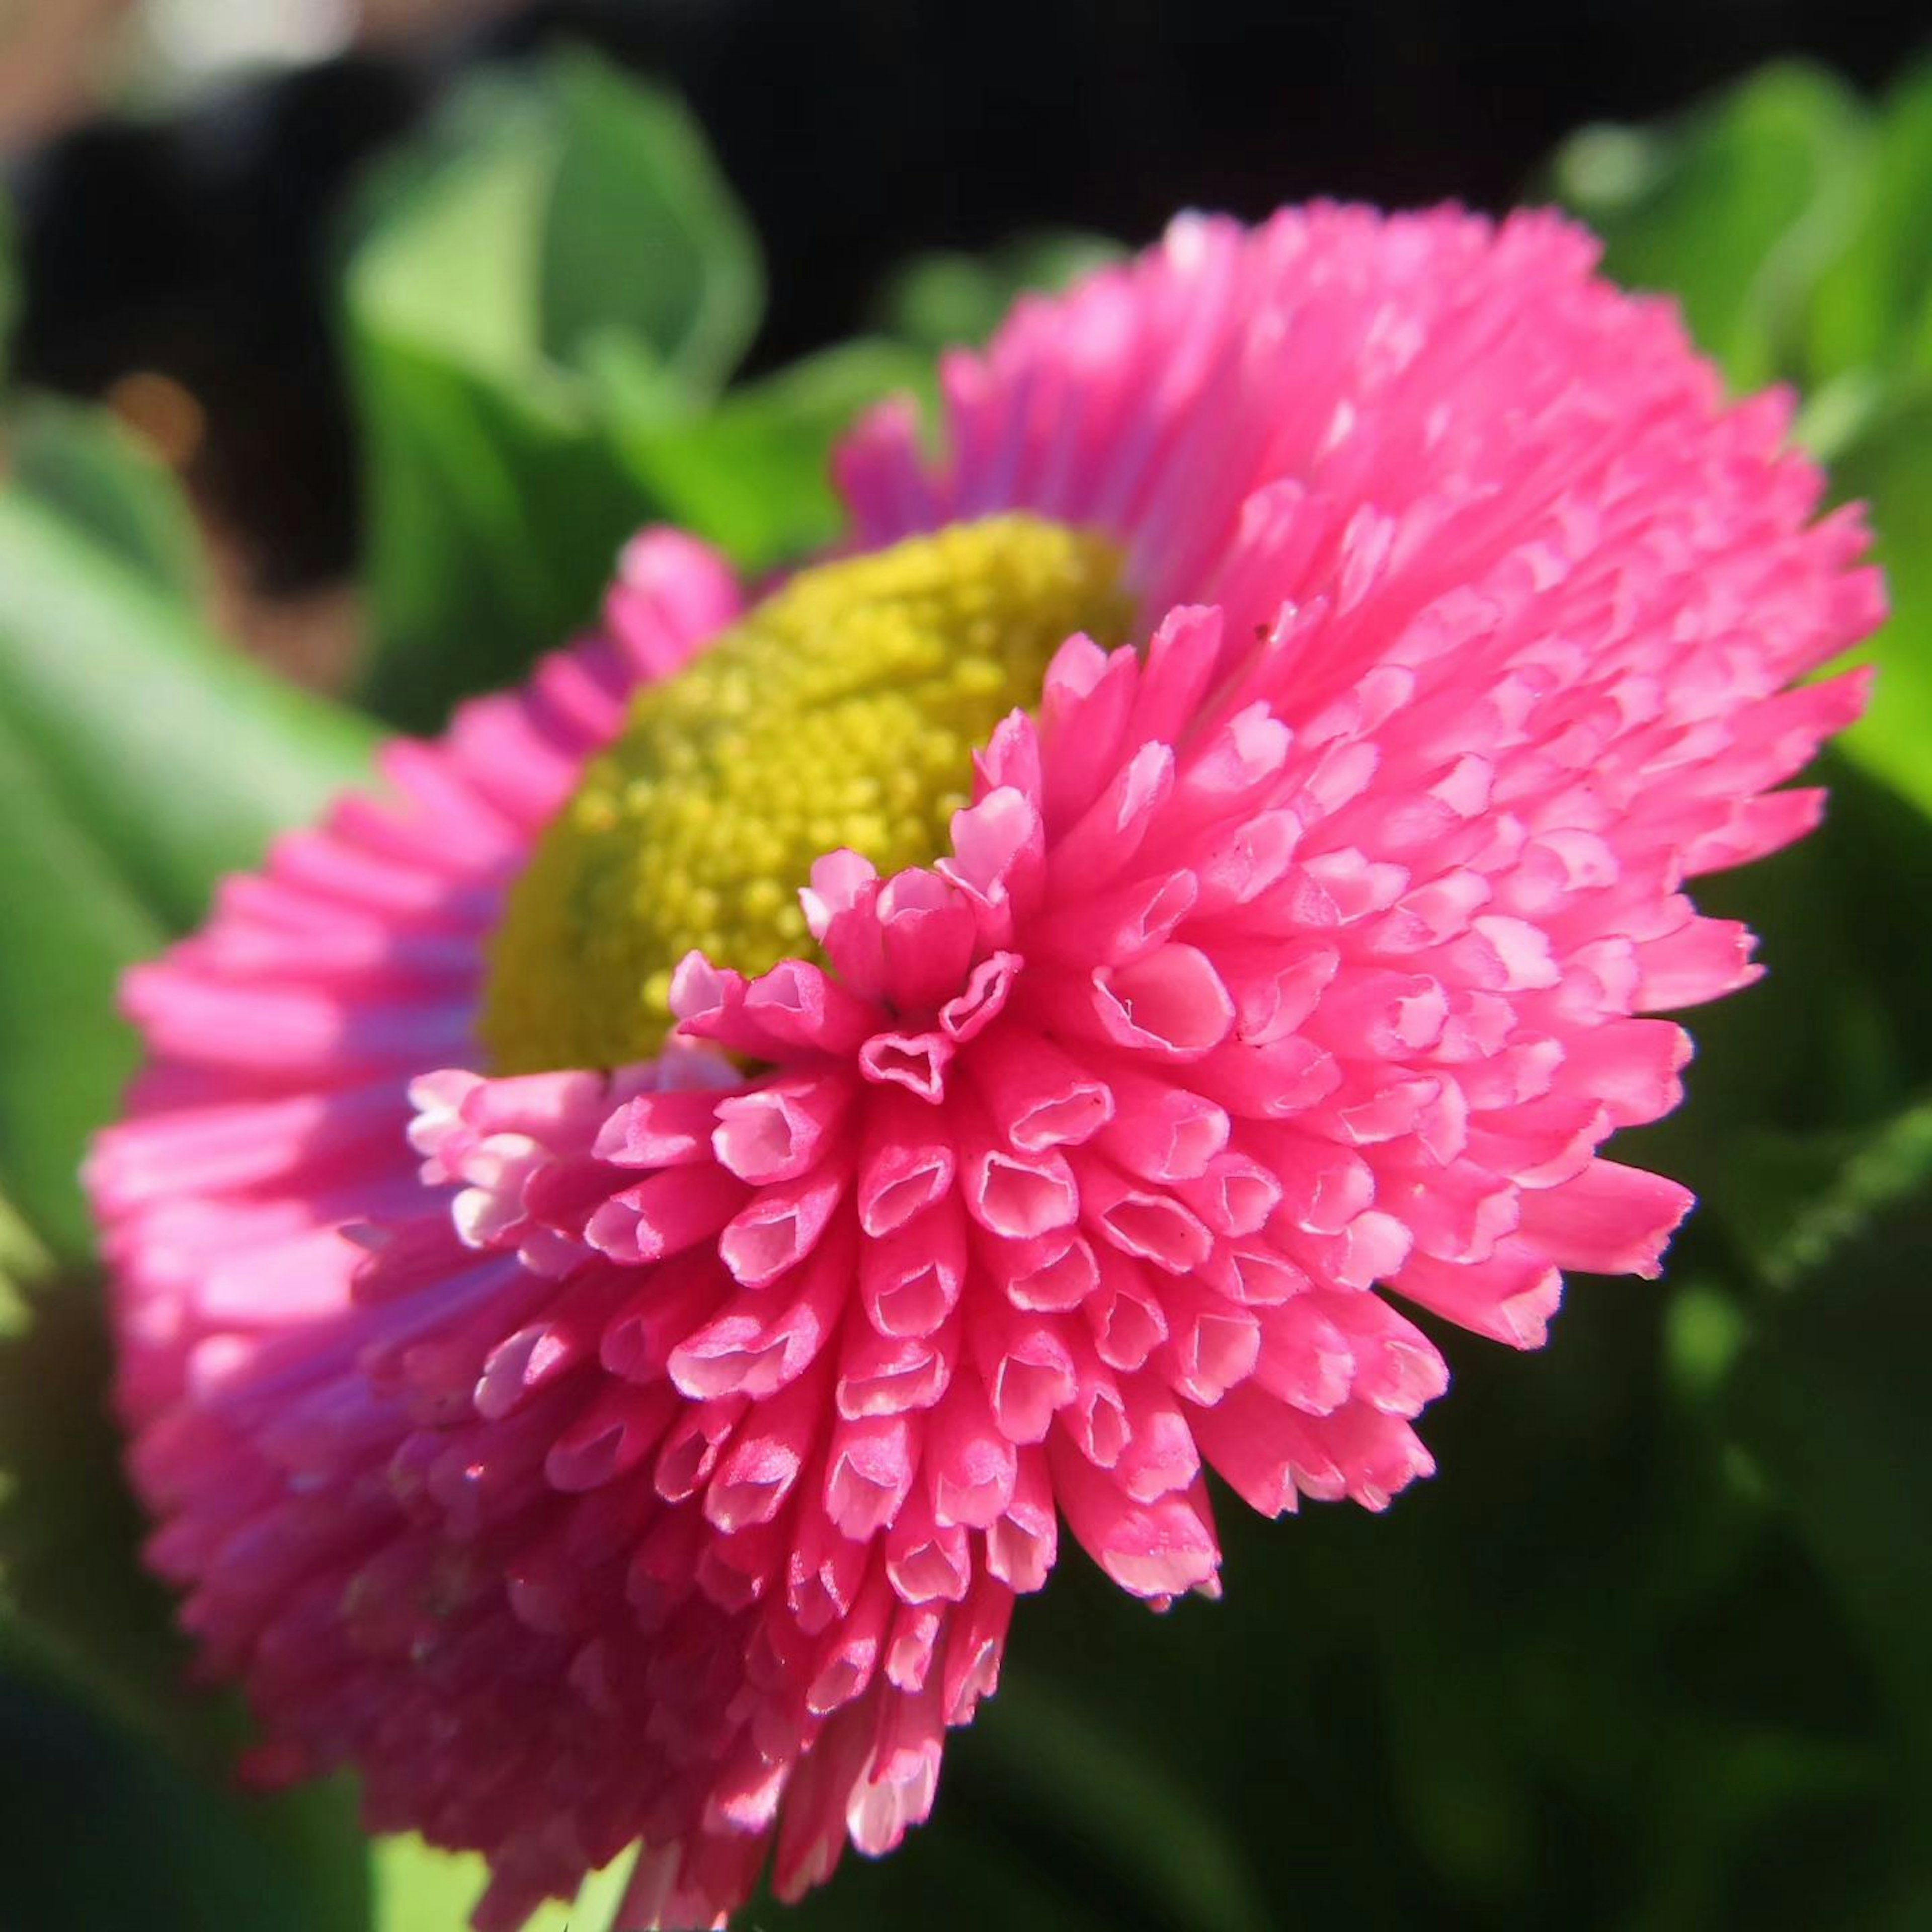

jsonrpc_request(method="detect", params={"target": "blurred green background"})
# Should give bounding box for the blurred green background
[3,7,1932,1928]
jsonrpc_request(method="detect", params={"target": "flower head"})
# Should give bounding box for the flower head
[88,205,1881,1928]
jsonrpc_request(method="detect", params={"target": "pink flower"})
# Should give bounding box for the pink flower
[87,206,1880,1929]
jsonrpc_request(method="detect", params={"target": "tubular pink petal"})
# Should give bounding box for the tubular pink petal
[964,1142,1079,1241]
[994,1231,1100,1314]
[857,1030,957,1102]
[1086,1251,1171,1372]
[1090,945,1236,1059]
[1049,1444,1220,1600]
[836,1321,957,1421]
[823,1412,917,1542]
[937,949,1023,1042]
[965,1028,1114,1152]
[1092,1066,1230,1182]
[709,1078,852,1184]
[668,1247,847,1403]
[984,1447,1058,1593]
[1079,1160,1216,1274]
[586,1166,747,1266]
[1513,1160,1695,1278]
[717,1170,847,1290]
[984,1319,1080,1446]
[859,1199,968,1339]
[926,1380,1020,1530]
[857,1095,957,1238]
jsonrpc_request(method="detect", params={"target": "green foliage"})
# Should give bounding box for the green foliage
[0,426,373,1257]
[342,51,1120,736]
[0,1257,374,1932]
[373,1835,635,1932]
[1541,57,1932,1924]
[342,47,764,732]
[0,1623,369,1932]
[0,414,380,1924]
[1548,52,1932,821]
[1549,63,1870,392]
[1728,1099,1932,1799]
[5,396,206,603]
[1823,385,1932,813]
[0,709,158,1261]
[0,491,374,935]
[595,337,934,573]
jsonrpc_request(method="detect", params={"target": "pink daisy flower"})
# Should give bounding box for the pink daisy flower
[88,205,1880,1929]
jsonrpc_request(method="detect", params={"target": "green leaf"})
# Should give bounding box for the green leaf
[0,708,157,1260]
[0,1267,243,1776]
[373,1834,632,1932]
[963,1669,1273,1932]
[0,1262,372,1931]
[1727,1096,1932,1796]
[1724,1107,1932,1295]
[0,1236,376,1932]
[1808,55,1932,381]
[0,1622,370,1932]
[343,72,559,387]
[0,489,376,934]
[599,337,932,573]
[0,1190,49,1339]
[541,49,762,391]
[347,330,649,731]
[1548,63,1870,390]
[1824,382,1932,817]
[879,229,1125,354]
[6,395,205,604]
[343,49,761,730]
[0,474,373,1254]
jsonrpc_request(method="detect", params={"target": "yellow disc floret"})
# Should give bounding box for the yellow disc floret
[480,514,1134,1073]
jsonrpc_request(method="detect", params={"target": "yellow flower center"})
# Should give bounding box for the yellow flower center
[479,515,1134,1073]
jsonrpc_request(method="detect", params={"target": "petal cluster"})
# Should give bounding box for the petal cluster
[87,204,1881,1929]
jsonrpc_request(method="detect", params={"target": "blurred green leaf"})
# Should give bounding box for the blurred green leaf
[1823,383,1932,817]
[1808,56,1932,381]
[374,1834,633,1932]
[1549,63,1869,390]
[344,72,558,385]
[0,387,390,1923]
[346,331,648,732]
[0,1190,48,1339]
[0,477,373,1254]
[0,1266,179,1732]
[1728,1095,1932,1795]
[0,708,156,1260]
[344,48,761,730]
[541,49,761,390]
[0,1260,373,1932]
[6,395,205,604]
[1723,1106,1932,1295]
[0,490,375,933]
[0,1621,369,1932]
[880,229,1124,353]
[598,337,931,572]
[968,1669,1273,1932]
